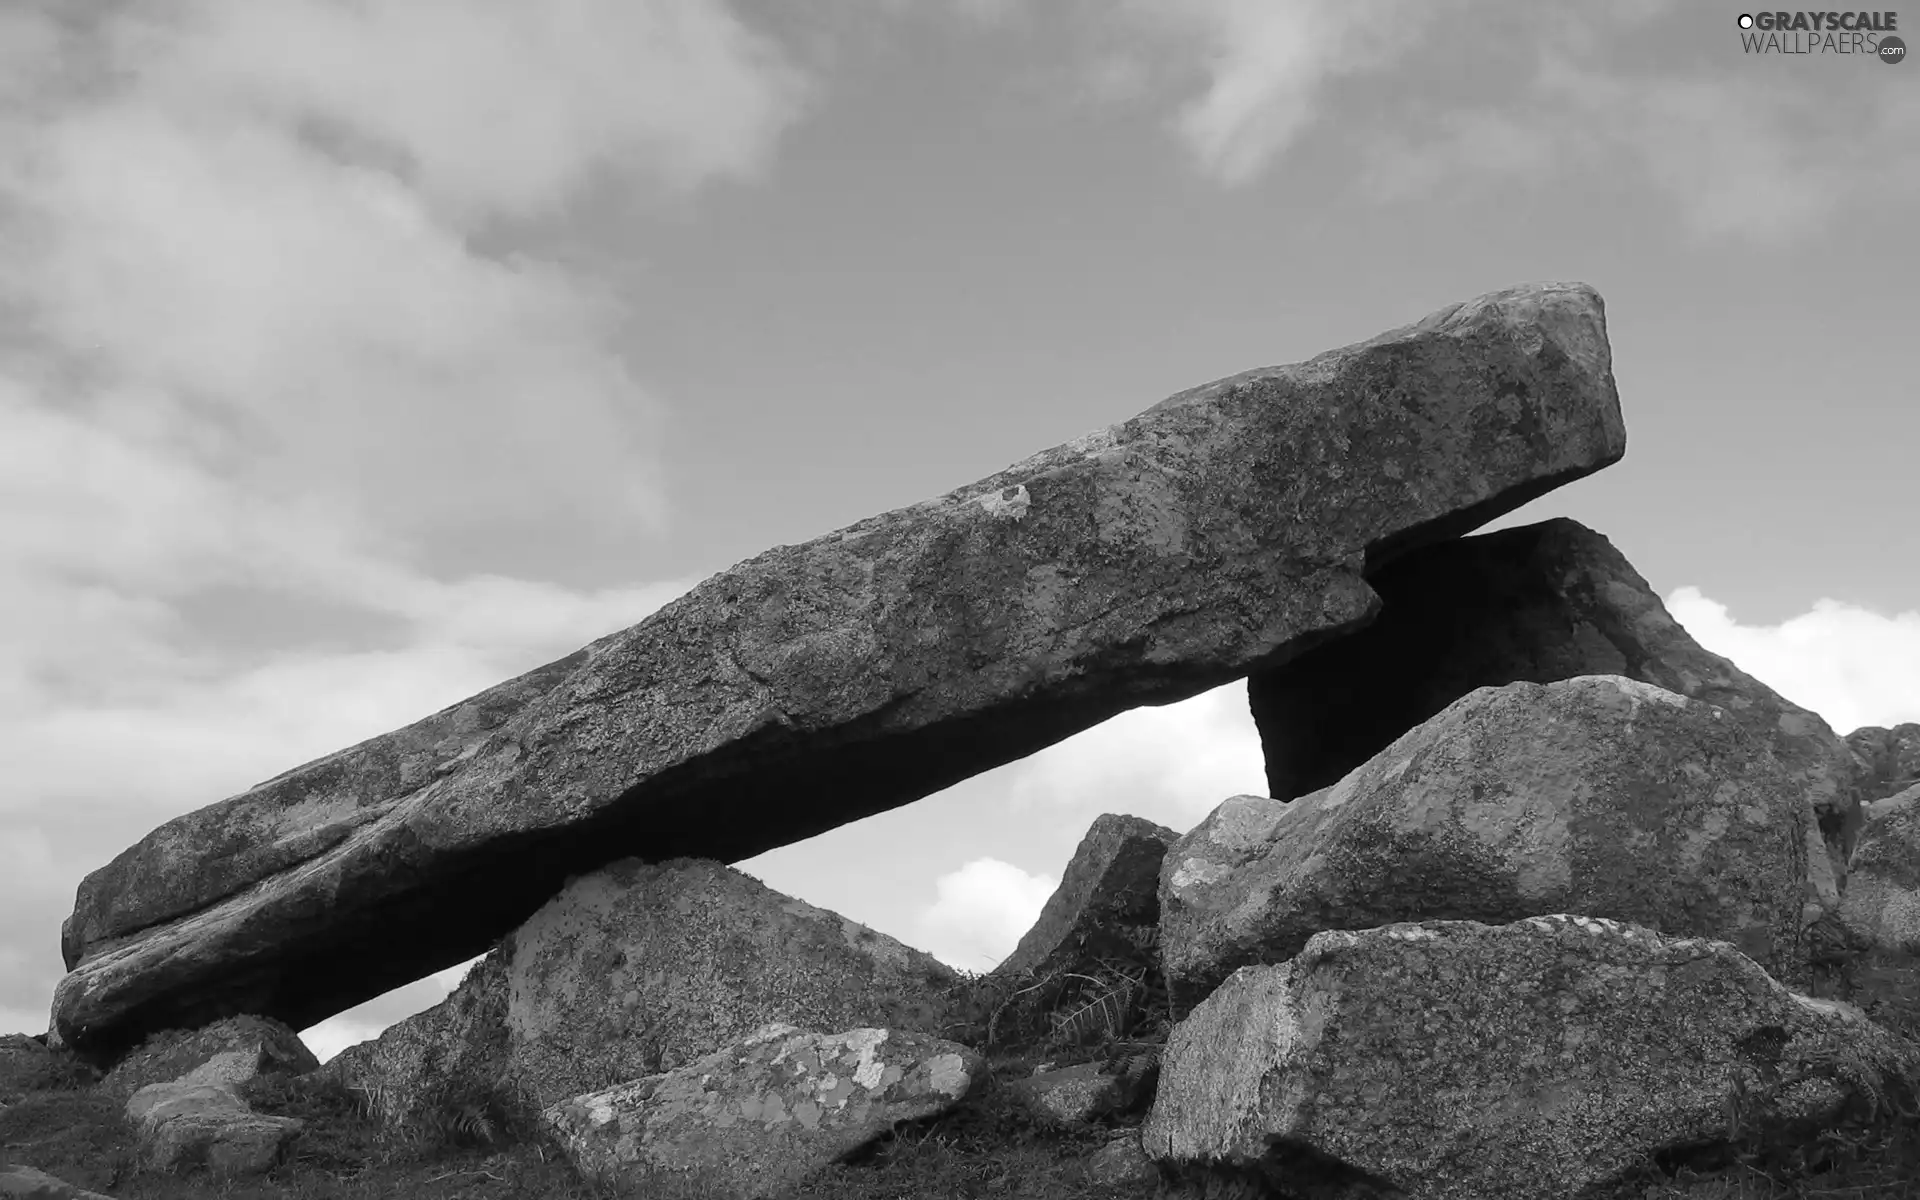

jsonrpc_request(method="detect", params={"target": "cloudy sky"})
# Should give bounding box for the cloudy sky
[3,1,1915,1062]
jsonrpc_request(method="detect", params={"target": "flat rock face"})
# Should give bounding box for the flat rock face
[1247,517,1862,865]
[55,281,1626,1058]
[1160,676,1833,1015]
[543,1022,982,1200]
[1141,915,1920,1200]
[995,813,1177,979]
[505,857,961,1108]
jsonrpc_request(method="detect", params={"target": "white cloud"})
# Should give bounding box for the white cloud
[1075,0,1915,243]
[1004,681,1266,831]
[0,0,803,1043]
[1666,588,1920,734]
[1116,0,1448,185]
[913,858,1060,973]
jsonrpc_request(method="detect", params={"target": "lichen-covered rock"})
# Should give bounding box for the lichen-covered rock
[55,281,1626,1059]
[1247,518,1863,868]
[507,857,960,1109]
[101,1014,316,1101]
[0,1165,117,1200]
[1142,915,1920,1200]
[312,950,511,1134]
[1160,676,1832,1016]
[543,1022,982,1199]
[1849,724,1920,804]
[996,814,1177,980]
[125,1076,304,1177]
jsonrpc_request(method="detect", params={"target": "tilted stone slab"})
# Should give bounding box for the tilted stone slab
[1142,915,1920,1200]
[54,281,1626,1058]
[1246,517,1863,866]
[1160,676,1835,1016]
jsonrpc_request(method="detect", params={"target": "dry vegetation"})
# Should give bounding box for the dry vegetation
[4,943,1916,1199]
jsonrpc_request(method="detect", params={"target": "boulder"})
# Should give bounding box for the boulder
[1246,517,1862,867]
[0,1165,115,1200]
[506,857,959,1108]
[1083,1129,1160,1188]
[542,1022,982,1200]
[125,1071,304,1177]
[101,1014,315,1101]
[1005,1058,1156,1128]
[1141,914,1920,1200]
[55,281,1626,1058]
[1835,784,1920,1031]
[327,857,962,1126]
[1160,676,1833,1016]
[1849,723,1920,804]
[995,813,1176,979]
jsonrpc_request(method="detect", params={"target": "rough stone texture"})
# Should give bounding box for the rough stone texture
[0,1165,115,1200]
[1160,676,1834,1017]
[1844,785,1920,955]
[1141,915,1920,1200]
[1835,784,1920,1029]
[125,1075,304,1177]
[101,1014,316,1101]
[543,1022,983,1200]
[996,813,1177,979]
[1849,724,1920,804]
[1004,1060,1153,1129]
[55,281,1626,1059]
[1246,517,1863,868]
[314,949,510,1134]
[506,857,960,1109]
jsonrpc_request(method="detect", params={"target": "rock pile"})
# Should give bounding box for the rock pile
[21,281,1918,1198]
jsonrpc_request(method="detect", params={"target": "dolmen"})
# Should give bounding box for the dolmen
[40,281,1917,1198]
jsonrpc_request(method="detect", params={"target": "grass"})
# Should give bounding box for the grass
[3,945,1917,1198]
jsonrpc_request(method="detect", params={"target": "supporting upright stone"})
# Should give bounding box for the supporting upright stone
[1246,518,1862,866]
